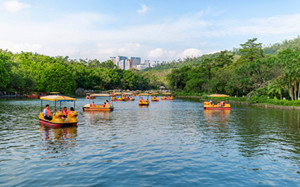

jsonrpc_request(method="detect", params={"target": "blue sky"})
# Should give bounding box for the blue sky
[0,0,299,62]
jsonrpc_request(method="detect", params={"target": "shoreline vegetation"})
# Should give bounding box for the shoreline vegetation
[175,95,300,110]
[0,37,299,109]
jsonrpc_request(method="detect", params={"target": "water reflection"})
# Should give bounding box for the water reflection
[204,109,231,125]
[84,111,111,124]
[39,125,77,141]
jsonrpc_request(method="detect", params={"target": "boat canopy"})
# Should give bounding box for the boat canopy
[40,95,77,102]
[90,93,110,97]
[122,92,133,95]
[209,94,229,97]
[140,93,151,96]
[49,92,60,95]
[112,92,122,95]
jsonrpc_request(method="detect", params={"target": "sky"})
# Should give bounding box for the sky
[0,0,299,62]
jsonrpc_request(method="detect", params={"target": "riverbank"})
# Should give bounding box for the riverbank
[176,95,300,110]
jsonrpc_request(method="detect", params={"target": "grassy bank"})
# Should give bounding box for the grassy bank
[174,92,300,109]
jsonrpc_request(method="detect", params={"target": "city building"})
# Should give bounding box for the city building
[152,61,160,67]
[130,57,141,67]
[110,56,160,70]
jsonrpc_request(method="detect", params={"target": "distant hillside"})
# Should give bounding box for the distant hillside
[263,36,300,55]
[145,36,300,72]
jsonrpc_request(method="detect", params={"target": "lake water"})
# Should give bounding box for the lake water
[0,97,299,186]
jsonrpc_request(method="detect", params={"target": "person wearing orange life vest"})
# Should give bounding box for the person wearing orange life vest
[62,107,69,117]
[43,104,52,120]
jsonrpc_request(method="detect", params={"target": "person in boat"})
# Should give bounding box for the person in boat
[105,100,110,107]
[43,104,52,120]
[62,107,69,117]
[90,101,95,107]
[103,102,106,107]
[68,107,75,115]
[210,100,214,106]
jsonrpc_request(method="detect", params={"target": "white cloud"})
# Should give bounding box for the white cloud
[180,48,202,58]
[148,48,163,58]
[93,43,142,59]
[3,0,30,13]
[147,48,177,60]
[137,4,148,14]
[0,40,41,52]
[0,5,300,62]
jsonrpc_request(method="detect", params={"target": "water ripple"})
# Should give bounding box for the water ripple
[0,98,299,186]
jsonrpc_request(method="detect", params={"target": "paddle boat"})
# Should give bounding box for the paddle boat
[151,96,159,102]
[39,95,78,128]
[27,92,47,99]
[204,94,231,110]
[83,94,114,111]
[161,96,173,100]
[27,93,39,99]
[86,93,96,100]
[139,93,150,106]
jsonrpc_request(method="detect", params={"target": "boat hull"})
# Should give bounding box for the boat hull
[139,103,149,106]
[83,107,114,111]
[204,107,231,110]
[39,119,77,128]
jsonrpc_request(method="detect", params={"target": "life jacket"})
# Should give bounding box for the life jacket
[44,107,52,116]
[62,109,69,116]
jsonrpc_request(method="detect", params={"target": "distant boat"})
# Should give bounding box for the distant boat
[83,94,114,111]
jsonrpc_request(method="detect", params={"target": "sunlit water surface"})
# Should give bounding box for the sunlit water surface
[0,98,299,186]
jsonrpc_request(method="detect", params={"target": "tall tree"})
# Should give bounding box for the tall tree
[239,38,264,62]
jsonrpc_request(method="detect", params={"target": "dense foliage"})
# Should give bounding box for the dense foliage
[167,37,300,101]
[0,51,154,95]
[1,36,299,103]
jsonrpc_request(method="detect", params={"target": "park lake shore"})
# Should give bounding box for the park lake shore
[176,95,300,110]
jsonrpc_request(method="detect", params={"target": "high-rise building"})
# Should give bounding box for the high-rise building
[125,59,131,70]
[110,57,116,64]
[130,57,141,67]
[116,56,128,69]
[152,60,160,67]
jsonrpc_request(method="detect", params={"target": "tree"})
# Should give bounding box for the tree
[0,53,10,89]
[37,62,77,94]
[239,38,264,62]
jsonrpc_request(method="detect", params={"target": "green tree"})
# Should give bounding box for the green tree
[37,62,77,94]
[239,38,264,62]
[0,54,10,89]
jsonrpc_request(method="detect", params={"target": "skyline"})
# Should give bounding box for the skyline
[0,0,300,62]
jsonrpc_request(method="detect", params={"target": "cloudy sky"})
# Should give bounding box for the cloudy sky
[0,0,299,62]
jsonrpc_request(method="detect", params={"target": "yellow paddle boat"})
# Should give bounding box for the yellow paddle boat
[86,93,96,99]
[151,96,159,102]
[203,101,231,110]
[139,93,150,106]
[204,94,231,110]
[161,96,173,100]
[83,94,114,111]
[39,95,78,128]
[139,98,150,106]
